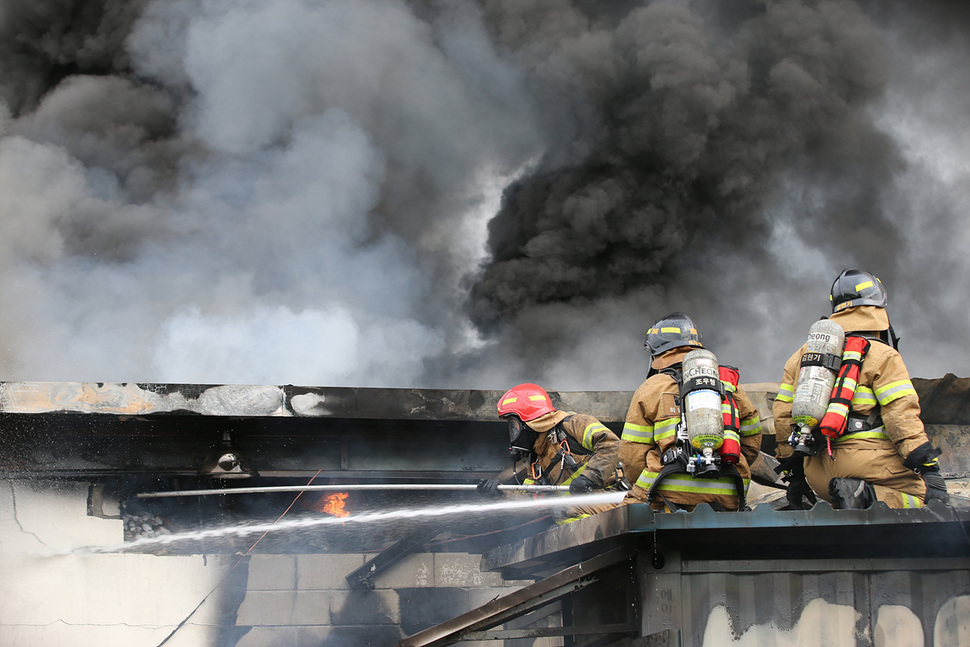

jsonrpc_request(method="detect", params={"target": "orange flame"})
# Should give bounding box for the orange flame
[321,492,350,518]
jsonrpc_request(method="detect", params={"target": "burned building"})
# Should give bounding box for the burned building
[0,377,967,646]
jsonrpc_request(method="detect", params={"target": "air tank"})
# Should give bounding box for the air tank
[681,349,724,454]
[792,319,845,428]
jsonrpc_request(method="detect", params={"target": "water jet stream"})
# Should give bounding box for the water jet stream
[80,491,627,554]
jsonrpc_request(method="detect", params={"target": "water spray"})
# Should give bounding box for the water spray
[84,491,627,554]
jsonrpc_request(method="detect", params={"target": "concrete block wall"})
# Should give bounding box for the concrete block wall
[0,480,552,647]
[235,551,540,647]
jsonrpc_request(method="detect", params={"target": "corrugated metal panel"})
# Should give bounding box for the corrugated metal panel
[639,562,970,647]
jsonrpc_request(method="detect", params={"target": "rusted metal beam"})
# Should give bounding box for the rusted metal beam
[395,547,633,647]
[459,623,636,640]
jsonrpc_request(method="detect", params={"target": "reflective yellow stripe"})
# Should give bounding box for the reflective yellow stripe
[502,397,517,406]
[556,513,591,526]
[660,327,681,333]
[582,423,609,451]
[621,422,653,443]
[855,280,874,291]
[721,379,737,393]
[900,492,923,509]
[740,416,762,436]
[851,386,877,406]
[636,471,750,495]
[528,395,546,402]
[561,463,587,486]
[875,379,917,405]
[723,430,740,443]
[653,418,680,442]
[837,429,890,442]
[776,383,794,403]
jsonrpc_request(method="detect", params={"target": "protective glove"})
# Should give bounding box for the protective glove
[920,468,950,505]
[476,478,502,497]
[774,455,816,510]
[902,442,949,505]
[568,474,596,495]
[784,473,818,510]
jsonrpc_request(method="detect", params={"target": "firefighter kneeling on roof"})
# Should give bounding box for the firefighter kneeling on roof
[773,269,949,510]
[477,383,626,525]
[620,312,764,512]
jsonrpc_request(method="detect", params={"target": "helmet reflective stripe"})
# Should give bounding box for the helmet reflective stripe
[830,269,888,312]
[496,383,555,421]
[644,312,703,356]
[621,422,653,443]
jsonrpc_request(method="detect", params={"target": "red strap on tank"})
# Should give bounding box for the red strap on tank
[818,336,871,440]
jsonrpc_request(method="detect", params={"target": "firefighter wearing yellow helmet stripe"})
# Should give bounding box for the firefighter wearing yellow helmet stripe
[484,383,623,525]
[619,313,764,512]
[773,269,949,510]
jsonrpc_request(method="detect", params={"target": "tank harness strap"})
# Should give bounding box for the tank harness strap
[818,336,871,440]
[645,363,747,510]
[799,350,842,372]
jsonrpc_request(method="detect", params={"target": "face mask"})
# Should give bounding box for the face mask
[506,416,537,461]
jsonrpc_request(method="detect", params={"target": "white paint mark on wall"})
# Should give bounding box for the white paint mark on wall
[702,599,860,647]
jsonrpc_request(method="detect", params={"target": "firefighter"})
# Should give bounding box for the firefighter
[620,312,764,512]
[478,382,622,524]
[773,269,949,510]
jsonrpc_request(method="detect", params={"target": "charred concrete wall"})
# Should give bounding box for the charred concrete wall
[0,478,540,647]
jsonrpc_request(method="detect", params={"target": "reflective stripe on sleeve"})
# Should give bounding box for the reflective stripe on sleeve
[776,382,794,403]
[582,423,610,451]
[653,417,680,442]
[740,415,762,436]
[874,379,917,405]
[621,422,653,444]
[851,386,878,407]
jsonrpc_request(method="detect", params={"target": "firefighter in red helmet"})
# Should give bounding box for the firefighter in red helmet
[620,312,764,512]
[479,383,623,525]
[774,269,948,510]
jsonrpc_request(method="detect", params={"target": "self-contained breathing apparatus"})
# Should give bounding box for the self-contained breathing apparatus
[787,320,887,458]
[650,349,747,508]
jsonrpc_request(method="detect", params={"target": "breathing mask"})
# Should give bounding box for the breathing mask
[506,415,538,461]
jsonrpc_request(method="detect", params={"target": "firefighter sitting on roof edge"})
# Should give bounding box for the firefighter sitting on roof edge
[620,312,764,512]
[477,383,624,525]
[773,269,949,510]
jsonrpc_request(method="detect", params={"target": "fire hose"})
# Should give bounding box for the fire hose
[136,483,570,499]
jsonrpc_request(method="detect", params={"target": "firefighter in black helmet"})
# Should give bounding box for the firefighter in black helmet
[620,312,764,512]
[774,269,949,510]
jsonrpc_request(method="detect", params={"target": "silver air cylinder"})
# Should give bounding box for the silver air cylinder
[681,349,724,455]
[790,319,844,454]
[792,319,845,426]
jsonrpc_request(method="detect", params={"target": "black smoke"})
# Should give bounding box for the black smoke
[0,0,967,389]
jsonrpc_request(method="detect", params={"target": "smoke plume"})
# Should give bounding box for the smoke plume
[0,0,966,390]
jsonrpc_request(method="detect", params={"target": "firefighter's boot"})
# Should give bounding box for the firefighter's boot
[828,477,876,510]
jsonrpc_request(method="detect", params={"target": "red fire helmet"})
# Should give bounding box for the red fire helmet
[497,383,555,422]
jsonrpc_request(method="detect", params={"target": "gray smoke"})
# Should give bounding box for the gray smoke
[0,0,966,390]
